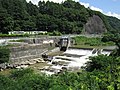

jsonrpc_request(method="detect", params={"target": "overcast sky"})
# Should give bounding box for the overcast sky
[26,0,120,19]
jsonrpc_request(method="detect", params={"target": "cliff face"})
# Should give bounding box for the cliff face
[85,15,107,34]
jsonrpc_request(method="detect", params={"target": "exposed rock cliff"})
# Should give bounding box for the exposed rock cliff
[85,15,107,34]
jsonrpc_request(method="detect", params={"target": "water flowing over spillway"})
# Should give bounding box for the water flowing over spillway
[41,48,111,75]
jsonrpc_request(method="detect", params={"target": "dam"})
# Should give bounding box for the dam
[41,48,111,75]
[0,36,113,74]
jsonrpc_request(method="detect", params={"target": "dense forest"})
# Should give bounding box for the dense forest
[0,0,120,34]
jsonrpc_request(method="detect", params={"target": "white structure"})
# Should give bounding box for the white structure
[8,31,47,35]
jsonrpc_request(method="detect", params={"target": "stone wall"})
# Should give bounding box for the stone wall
[9,44,54,64]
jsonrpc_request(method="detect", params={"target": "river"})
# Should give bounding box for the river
[0,47,112,75]
[40,48,111,75]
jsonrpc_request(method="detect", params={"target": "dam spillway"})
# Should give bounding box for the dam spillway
[41,48,111,75]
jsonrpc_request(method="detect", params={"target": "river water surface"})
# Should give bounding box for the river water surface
[40,48,111,75]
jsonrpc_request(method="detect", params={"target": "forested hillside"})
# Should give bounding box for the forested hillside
[106,16,120,33]
[0,0,120,34]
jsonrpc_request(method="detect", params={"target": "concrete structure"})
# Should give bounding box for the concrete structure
[9,44,50,64]
[59,36,71,51]
[0,37,60,70]
[8,37,59,64]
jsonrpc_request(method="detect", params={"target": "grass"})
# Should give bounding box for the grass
[28,62,50,74]
[48,51,64,56]
[0,69,14,76]
[72,36,115,48]
[72,45,105,49]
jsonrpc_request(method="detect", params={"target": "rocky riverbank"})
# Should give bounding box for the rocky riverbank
[0,58,45,71]
[0,47,61,71]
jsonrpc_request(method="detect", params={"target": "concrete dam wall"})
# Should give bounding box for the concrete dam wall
[8,37,60,64]
[9,44,52,64]
[0,37,60,70]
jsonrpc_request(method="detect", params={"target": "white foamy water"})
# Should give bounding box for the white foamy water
[64,48,92,56]
[41,70,55,75]
[51,65,62,70]
[41,48,111,75]
[0,40,5,44]
[102,51,111,56]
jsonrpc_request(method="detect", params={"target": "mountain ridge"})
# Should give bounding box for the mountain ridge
[0,0,120,34]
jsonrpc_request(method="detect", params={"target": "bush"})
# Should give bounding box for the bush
[48,31,62,36]
[0,47,10,64]
[0,34,30,37]
[10,68,34,79]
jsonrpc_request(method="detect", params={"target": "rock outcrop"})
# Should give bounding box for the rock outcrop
[85,15,107,34]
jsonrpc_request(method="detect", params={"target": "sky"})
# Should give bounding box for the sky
[80,0,120,19]
[26,0,120,19]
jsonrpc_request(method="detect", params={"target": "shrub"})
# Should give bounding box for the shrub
[10,68,34,79]
[0,34,30,37]
[48,31,62,36]
[0,47,10,64]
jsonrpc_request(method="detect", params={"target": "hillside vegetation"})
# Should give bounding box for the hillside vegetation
[0,0,120,34]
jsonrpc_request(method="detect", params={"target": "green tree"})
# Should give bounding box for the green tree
[26,1,39,16]
[102,33,120,56]
[0,47,10,64]
[0,8,14,34]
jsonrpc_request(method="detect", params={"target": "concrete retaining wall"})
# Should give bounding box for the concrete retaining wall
[9,44,54,64]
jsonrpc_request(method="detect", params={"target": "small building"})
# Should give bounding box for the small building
[8,31,47,35]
